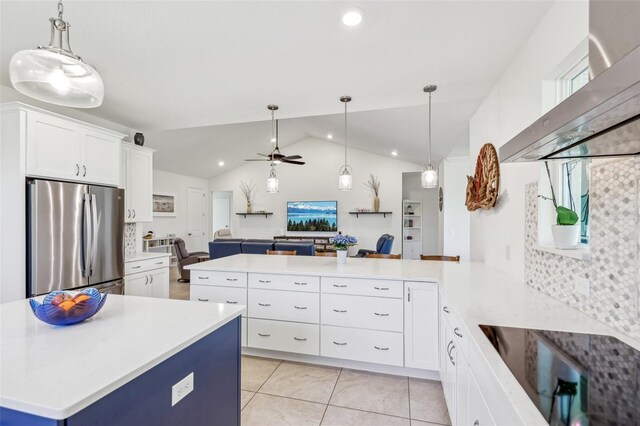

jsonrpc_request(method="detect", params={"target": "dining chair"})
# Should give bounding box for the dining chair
[366,253,401,259]
[266,250,297,256]
[420,255,460,262]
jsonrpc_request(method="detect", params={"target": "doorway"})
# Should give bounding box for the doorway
[212,191,233,238]
[187,187,206,249]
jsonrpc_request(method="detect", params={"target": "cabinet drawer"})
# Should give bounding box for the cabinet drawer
[248,319,319,355]
[191,285,247,314]
[320,326,403,366]
[125,256,169,275]
[321,294,403,332]
[191,270,247,287]
[249,273,319,292]
[321,277,403,298]
[248,289,319,324]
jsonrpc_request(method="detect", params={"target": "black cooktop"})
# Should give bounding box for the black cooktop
[479,325,640,426]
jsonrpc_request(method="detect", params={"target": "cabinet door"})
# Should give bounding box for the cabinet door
[404,281,439,369]
[149,268,169,298]
[26,112,82,181]
[443,322,457,426]
[81,129,120,186]
[128,149,153,222]
[468,371,496,426]
[456,352,470,426]
[125,272,149,297]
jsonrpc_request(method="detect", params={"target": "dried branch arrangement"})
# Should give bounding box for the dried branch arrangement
[364,174,381,197]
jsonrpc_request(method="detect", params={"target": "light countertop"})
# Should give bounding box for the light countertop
[188,254,640,425]
[125,252,171,263]
[0,295,243,419]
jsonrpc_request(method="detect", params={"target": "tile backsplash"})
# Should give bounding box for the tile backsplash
[124,223,137,255]
[524,157,640,340]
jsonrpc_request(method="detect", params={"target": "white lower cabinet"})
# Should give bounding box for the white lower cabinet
[321,293,403,332]
[124,257,169,298]
[248,289,319,324]
[191,284,248,346]
[248,318,319,355]
[468,371,496,426]
[321,325,404,366]
[404,281,439,369]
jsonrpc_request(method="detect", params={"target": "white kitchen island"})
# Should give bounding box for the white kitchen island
[0,295,244,425]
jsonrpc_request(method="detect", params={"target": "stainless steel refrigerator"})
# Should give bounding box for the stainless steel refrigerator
[27,179,125,297]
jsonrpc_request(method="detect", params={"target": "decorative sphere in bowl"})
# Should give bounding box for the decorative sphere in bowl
[29,288,107,326]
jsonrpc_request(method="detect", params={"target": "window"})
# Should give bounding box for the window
[559,159,590,244]
[557,55,589,103]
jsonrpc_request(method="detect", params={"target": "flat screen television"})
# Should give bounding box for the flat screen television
[287,201,338,232]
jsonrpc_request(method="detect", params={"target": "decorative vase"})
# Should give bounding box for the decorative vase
[134,132,145,146]
[551,225,580,249]
[246,201,252,213]
[337,250,347,264]
[373,196,380,213]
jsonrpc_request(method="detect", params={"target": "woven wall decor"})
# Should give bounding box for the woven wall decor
[465,143,500,211]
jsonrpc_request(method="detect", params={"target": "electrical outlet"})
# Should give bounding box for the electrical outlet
[575,277,591,297]
[171,372,194,406]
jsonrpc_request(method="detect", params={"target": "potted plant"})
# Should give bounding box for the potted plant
[364,174,381,213]
[542,162,580,249]
[240,180,256,213]
[331,233,358,264]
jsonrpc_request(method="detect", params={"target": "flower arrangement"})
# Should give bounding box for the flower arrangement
[331,234,358,251]
[364,174,381,212]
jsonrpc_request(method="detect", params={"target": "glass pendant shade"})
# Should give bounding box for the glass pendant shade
[338,165,353,191]
[266,167,279,193]
[421,165,438,189]
[10,50,104,108]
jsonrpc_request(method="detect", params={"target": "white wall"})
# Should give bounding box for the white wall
[402,172,439,255]
[209,137,421,254]
[441,157,471,260]
[468,0,588,280]
[142,170,211,252]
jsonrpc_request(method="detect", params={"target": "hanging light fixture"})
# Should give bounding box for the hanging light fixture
[266,163,279,193]
[9,0,104,108]
[268,104,278,143]
[421,85,438,188]
[338,95,353,191]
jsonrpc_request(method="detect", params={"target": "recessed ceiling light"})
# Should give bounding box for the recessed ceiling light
[342,8,363,27]
[327,134,333,139]
[270,137,276,143]
[218,161,225,167]
[391,151,398,157]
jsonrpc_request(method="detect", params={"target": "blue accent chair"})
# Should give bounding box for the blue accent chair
[241,239,275,255]
[208,239,243,259]
[274,242,316,256]
[355,234,395,257]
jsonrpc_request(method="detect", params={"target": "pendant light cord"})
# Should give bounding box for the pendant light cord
[344,101,348,166]
[58,0,64,19]
[428,91,432,167]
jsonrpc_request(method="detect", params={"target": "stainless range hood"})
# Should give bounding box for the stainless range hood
[500,0,640,163]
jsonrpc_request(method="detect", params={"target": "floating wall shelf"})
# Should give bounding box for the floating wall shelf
[349,211,393,218]
[236,212,273,218]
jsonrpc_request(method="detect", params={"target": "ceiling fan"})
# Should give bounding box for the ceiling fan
[245,105,305,166]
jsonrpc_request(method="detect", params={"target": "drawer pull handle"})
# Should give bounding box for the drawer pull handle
[258,333,270,337]
[333,341,347,346]
[333,309,347,313]
[374,312,389,317]
[474,421,479,426]
[374,346,389,351]
[374,287,389,291]
[258,303,271,307]
[294,306,307,310]
[454,327,462,338]
[155,261,164,265]
[294,282,307,285]
[333,284,347,288]
[226,278,238,282]
[443,306,450,313]
[198,276,210,280]
[226,301,238,304]
[131,266,141,269]
[293,337,307,341]
[197,298,209,302]
[258,280,271,283]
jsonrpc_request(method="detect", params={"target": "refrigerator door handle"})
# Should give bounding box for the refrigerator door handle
[83,193,92,277]
[90,194,98,276]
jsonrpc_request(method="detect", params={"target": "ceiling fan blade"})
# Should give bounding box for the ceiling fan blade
[282,155,302,160]
[244,159,271,162]
[282,159,305,165]
[257,153,271,157]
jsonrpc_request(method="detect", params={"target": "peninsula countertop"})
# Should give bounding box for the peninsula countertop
[0,295,244,420]
[188,254,640,425]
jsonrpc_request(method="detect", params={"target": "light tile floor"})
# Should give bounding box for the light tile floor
[241,355,451,426]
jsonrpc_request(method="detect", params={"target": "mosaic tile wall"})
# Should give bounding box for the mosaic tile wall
[524,157,640,340]
[124,223,137,255]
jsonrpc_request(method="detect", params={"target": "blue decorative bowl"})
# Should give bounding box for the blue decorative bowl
[29,288,108,326]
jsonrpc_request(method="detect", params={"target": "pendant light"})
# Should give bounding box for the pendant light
[266,163,279,193]
[9,0,104,108]
[266,105,280,192]
[338,95,353,191]
[421,85,438,189]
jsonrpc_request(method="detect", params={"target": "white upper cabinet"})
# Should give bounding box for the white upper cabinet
[25,109,122,186]
[121,144,154,223]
